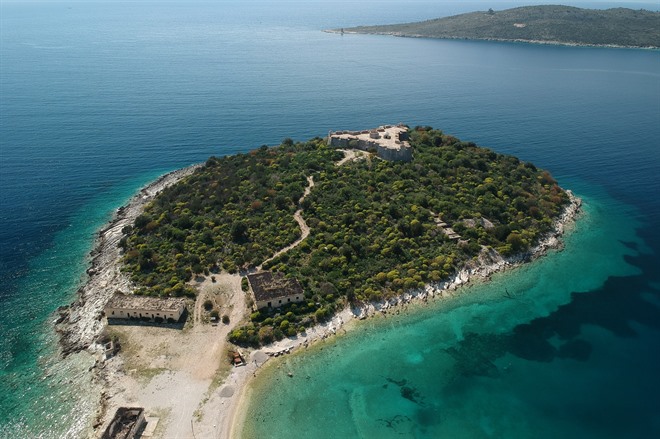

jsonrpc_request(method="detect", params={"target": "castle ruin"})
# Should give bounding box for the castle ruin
[328,124,412,162]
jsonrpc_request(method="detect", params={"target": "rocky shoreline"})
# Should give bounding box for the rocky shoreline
[54,165,201,357]
[351,190,582,319]
[245,191,583,357]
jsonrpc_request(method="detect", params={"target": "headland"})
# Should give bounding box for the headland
[53,126,582,438]
[327,5,660,49]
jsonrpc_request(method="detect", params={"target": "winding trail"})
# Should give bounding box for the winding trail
[259,175,314,269]
[258,150,361,269]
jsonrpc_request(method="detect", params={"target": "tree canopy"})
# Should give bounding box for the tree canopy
[120,127,569,345]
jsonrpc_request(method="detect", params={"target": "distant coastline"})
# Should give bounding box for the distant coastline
[325,29,660,50]
[327,5,660,49]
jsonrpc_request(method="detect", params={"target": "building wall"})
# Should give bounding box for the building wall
[377,146,412,162]
[101,407,146,439]
[105,304,184,322]
[255,293,305,310]
[328,136,412,162]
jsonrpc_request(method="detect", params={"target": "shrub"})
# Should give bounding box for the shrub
[259,326,274,344]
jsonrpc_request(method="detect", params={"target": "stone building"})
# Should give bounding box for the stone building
[101,407,146,439]
[104,292,186,323]
[328,124,413,162]
[247,271,305,310]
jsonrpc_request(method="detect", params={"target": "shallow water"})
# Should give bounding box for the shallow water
[242,191,660,438]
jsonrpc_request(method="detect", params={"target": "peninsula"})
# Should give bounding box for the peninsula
[56,125,582,438]
[118,125,572,346]
[329,5,660,49]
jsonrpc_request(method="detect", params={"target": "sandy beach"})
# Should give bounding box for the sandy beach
[55,156,581,438]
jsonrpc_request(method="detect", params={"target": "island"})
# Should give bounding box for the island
[328,5,660,49]
[55,125,581,438]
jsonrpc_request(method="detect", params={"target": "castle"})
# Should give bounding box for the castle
[328,124,412,162]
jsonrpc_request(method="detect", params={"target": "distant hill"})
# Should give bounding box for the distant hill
[333,5,660,48]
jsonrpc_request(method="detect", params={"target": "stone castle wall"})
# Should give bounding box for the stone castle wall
[328,133,412,162]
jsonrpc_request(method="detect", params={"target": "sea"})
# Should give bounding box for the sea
[0,1,659,438]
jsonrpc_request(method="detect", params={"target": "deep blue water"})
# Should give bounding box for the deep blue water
[1,1,659,437]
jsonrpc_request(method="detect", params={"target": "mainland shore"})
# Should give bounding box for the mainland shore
[54,156,581,438]
[324,29,660,50]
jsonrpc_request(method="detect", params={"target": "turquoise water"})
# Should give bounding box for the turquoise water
[243,189,658,438]
[0,170,170,437]
[1,1,659,437]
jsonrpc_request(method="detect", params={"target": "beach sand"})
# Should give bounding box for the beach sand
[96,273,354,438]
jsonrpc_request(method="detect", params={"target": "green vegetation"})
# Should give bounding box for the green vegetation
[119,138,340,297]
[339,5,660,48]
[120,126,569,346]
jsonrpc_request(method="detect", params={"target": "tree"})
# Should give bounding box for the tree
[506,232,525,252]
[231,221,249,243]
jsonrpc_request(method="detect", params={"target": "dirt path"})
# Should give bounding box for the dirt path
[259,150,361,269]
[259,175,314,268]
[335,148,365,166]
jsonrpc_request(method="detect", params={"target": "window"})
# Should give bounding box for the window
[278,300,282,304]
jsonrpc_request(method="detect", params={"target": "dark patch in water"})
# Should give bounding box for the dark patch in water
[386,377,425,405]
[445,333,505,377]
[400,386,421,404]
[620,240,639,251]
[415,406,441,427]
[386,377,407,387]
[557,338,592,361]
[508,324,557,362]
[448,248,660,376]
[378,414,412,433]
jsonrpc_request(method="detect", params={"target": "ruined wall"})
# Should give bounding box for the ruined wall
[328,136,412,162]
[377,146,412,162]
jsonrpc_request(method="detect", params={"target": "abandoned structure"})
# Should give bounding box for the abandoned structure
[328,124,413,162]
[104,292,186,323]
[101,407,146,439]
[247,271,305,310]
